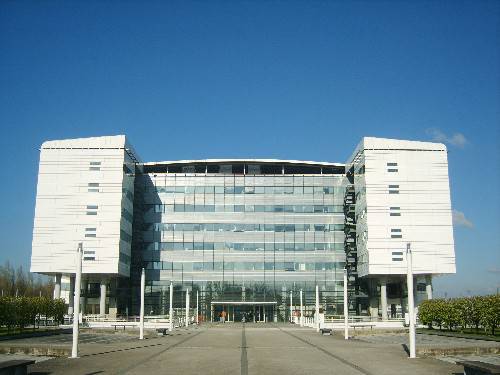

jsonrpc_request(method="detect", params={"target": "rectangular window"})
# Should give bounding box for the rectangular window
[391,228,402,238]
[387,162,398,166]
[89,162,101,171]
[88,183,100,192]
[392,251,403,261]
[85,227,96,238]
[388,184,400,194]
[389,207,401,216]
[86,205,98,209]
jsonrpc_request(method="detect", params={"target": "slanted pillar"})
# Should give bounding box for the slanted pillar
[68,276,75,315]
[380,278,388,321]
[53,274,62,299]
[100,279,107,316]
[425,275,433,300]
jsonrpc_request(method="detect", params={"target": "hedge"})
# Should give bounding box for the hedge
[418,295,500,335]
[0,296,66,332]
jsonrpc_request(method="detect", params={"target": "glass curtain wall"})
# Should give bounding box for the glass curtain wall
[130,168,347,322]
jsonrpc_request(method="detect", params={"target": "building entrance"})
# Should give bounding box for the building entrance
[211,301,277,323]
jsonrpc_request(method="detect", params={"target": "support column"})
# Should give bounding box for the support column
[425,275,433,300]
[289,291,293,323]
[380,278,388,321]
[82,279,88,315]
[100,279,107,316]
[53,274,62,299]
[68,276,75,315]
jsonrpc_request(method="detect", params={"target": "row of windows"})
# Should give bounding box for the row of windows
[153,185,343,195]
[144,261,344,272]
[146,241,345,251]
[152,204,344,214]
[150,223,345,233]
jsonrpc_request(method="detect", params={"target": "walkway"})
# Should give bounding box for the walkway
[27,323,463,374]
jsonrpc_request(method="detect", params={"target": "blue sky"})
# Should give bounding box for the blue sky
[0,1,498,296]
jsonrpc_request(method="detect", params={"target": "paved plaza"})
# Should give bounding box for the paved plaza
[5,323,478,375]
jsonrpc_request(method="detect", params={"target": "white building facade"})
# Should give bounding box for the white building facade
[30,135,455,320]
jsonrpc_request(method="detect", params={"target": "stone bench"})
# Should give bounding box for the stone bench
[0,359,36,375]
[457,361,500,375]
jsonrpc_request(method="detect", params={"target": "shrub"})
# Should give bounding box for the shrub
[417,295,500,335]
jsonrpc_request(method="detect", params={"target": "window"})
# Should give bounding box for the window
[391,228,402,238]
[389,207,401,216]
[387,162,398,172]
[85,228,96,238]
[88,183,99,192]
[392,251,403,261]
[89,161,101,171]
[388,184,400,194]
[86,205,98,215]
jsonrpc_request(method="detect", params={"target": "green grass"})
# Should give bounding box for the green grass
[417,327,500,342]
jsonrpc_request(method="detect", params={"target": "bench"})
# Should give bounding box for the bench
[351,323,375,331]
[457,361,500,375]
[0,359,36,375]
[112,324,127,331]
[320,328,332,335]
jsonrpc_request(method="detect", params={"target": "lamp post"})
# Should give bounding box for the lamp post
[299,289,304,327]
[196,290,199,324]
[139,268,145,340]
[185,289,190,327]
[169,282,174,331]
[344,268,348,340]
[289,291,293,323]
[407,243,416,358]
[71,243,83,358]
[315,285,320,332]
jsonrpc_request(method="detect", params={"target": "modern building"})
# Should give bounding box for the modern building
[30,135,455,322]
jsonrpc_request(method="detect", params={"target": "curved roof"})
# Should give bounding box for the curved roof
[143,159,344,167]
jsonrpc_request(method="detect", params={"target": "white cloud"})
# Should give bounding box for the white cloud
[426,128,468,148]
[487,267,500,274]
[452,209,473,228]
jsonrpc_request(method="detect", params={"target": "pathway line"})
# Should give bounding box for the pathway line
[241,324,248,375]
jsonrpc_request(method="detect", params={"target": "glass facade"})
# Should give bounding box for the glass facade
[127,164,348,322]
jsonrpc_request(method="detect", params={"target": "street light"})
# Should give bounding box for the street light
[71,243,83,358]
[407,243,416,358]
[344,268,348,340]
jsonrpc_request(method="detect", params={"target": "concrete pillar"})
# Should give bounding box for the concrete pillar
[68,276,75,315]
[100,279,107,316]
[425,275,433,300]
[82,279,88,315]
[53,274,62,299]
[380,278,388,321]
